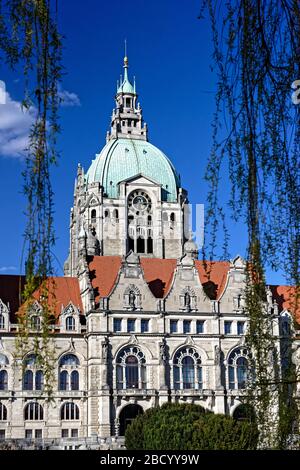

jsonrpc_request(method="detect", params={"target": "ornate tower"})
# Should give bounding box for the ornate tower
[64,55,191,277]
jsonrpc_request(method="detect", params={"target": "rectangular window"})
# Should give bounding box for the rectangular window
[113,318,122,332]
[0,430,5,440]
[127,319,136,333]
[196,320,205,334]
[25,429,33,439]
[224,321,232,335]
[61,429,69,438]
[35,429,42,439]
[183,320,191,334]
[141,319,149,333]
[71,429,79,438]
[170,320,178,333]
[237,321,245,335]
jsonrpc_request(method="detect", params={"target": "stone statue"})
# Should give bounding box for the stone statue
[102,337,109,361]
[129,291,136,309]
[159,339,167,364]
[184,292,191,310]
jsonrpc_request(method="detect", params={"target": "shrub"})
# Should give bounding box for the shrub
[125,403,258,450]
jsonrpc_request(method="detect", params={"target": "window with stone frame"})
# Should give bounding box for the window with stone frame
[141,319,149,333]
[24,402,44,421]
[60,402,80,420]
[0,370,8,391]
[127,318,136,333]
[183,320,191,334]
[113,318,122,332]
[237,321,245,335]
[59,354,80,391]
[0,403,7,421]
[173,347,202,390]
[66,316,76,331]
[196,320,205,334]
[228,348,250,390]
[116,346,146,390]
[170,319,178,333]
[224,320,232,335]
[23,354,44,391]
[0,354,8,391]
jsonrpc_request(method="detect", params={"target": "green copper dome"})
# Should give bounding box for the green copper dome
[86,138,181,202]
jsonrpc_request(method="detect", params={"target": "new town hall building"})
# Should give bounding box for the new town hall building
[0,56,298,448]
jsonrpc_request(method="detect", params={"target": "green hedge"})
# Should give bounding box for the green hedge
[125,403,258,450]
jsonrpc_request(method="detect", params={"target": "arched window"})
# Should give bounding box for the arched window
[113,209,119,221]
[0,370,8,391]
[162,212,168,222]
[0,403,7,421]
[23,355,44,391]
[104,210,109,220]
[173,348,202,390]
[228,348,250,390]
[59,354,80,391]
[59,354,79,367]
[60,402,79,420]
[91,209,96,223]
[170,212,175,223]
[116,347,146,390]
[0,354,8,367]
[70,371,79,390]
[66,316,75,331]
[0,315,5,329]
[233,404,255,422]
[24,402,44,421]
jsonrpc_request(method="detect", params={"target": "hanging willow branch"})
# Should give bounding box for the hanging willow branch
[0,0,62,397]
[200,0,300,448]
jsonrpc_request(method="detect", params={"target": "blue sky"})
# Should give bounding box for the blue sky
[0,0,286,284]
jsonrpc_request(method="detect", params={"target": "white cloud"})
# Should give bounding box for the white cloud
[0,88,36,158]
[0,266,17,272]
[58,87,81,107]
[0,82,80,158]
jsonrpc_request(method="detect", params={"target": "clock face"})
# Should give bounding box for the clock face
[133,195,148,211]
[128,191,151,213]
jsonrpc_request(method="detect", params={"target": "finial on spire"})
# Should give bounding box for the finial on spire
[124,38,128,67]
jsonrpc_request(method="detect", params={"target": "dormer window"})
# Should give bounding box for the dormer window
[91,209,96,223]
[31,315,41,331]
[60,303,80,333]
[66,316,75,331]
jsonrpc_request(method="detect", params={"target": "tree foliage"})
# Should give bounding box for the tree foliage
[125,403,258,450]
[0,0,62,396]
[200,0,300,448]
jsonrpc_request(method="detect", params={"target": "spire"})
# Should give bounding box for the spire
[117,43,135,95]
[107,50,148,142]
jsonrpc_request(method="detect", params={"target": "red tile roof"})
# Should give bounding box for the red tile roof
[195,260,230,300]
[0,276,82,323]
[88,256,230,300]
[271,285,300,326]
[88,256,122,305]
[1,263,299,327]
[141,258,177,297]
[30,277,83,318]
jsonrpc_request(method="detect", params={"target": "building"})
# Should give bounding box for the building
[0,55,298,449]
